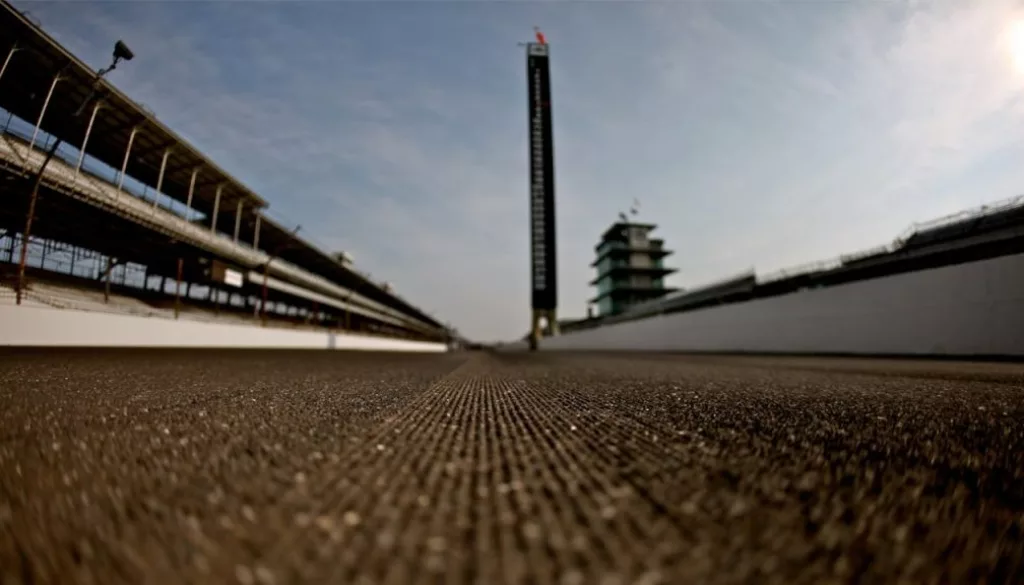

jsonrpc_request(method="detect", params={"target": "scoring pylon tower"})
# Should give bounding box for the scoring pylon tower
[526,27,558,351]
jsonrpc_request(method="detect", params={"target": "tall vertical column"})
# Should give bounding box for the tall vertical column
[103,257,114,304]
[0,45,19,89]
[116,127,139,194]
[29,74,61,151]
[253,214,261,250]
[73,102,103,179]
[174,258,183,319]
[233,200,243,242]
[152,148,172,210]
[210,184,222,233]
[185,168,199,219]
[526,31,558,349]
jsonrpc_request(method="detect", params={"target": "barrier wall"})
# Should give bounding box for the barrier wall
[0,306,447,352]
[539,252,1024,357]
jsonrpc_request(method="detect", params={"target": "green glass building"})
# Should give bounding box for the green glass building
[589,221,677,317]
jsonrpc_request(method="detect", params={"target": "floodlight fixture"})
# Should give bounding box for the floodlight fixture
[113,40,134,64]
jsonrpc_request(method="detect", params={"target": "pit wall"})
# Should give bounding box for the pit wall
[539,252,1024,357]
[0,306,446,352]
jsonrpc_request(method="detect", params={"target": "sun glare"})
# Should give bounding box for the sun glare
[1009,19,1024,74]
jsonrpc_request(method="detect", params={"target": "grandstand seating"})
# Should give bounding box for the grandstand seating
[30,280,160,315]
[0,133,427,332]
[0,274,381,335]
[1,278,170,318]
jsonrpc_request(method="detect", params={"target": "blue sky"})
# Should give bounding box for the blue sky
[18,0,1024,341]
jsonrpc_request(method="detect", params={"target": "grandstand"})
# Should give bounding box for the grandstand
[0,0,451,348]
[556,194,1024,336]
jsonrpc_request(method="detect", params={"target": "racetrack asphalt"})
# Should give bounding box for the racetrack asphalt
[1,348,1022,584]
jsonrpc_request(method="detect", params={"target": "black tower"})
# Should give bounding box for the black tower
[526,33,557,350]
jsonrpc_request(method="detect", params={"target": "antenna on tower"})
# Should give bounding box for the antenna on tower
[618,211,628,223]
[630,198,640,216]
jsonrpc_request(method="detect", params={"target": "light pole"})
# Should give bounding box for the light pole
[260,225,301,326]
[15,40,134,305]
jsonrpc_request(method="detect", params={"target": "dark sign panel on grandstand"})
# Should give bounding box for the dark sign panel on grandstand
[210,259,244,288]
[527,41,557,311]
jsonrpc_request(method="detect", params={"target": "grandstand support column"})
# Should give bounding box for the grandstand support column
[152,148,172,210]
[259,226,300,325]
[73,102,103,179]
[115,127,139,193]
[28,74,62,151]
[253,215,261,250]
[260,260,271,326]
[15,154,56,305]
[39,239,47,269]
[211,184,223,233]
[0,45,19,87]
[174,258,183,319]
[233,201,243,243]
[185,168,198,212]
[103,257,115,304]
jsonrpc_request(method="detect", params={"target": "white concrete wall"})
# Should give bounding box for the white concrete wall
[539,253,1024,357]
[0,306,446,352]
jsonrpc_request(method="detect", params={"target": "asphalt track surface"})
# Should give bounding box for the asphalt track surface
[1,349,1023,585]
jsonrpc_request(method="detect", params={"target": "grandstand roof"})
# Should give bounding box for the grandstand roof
[0,1,267,216]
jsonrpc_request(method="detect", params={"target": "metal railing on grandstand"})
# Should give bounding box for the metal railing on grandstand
[0,278,406,338]
[759,194,1024,284]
